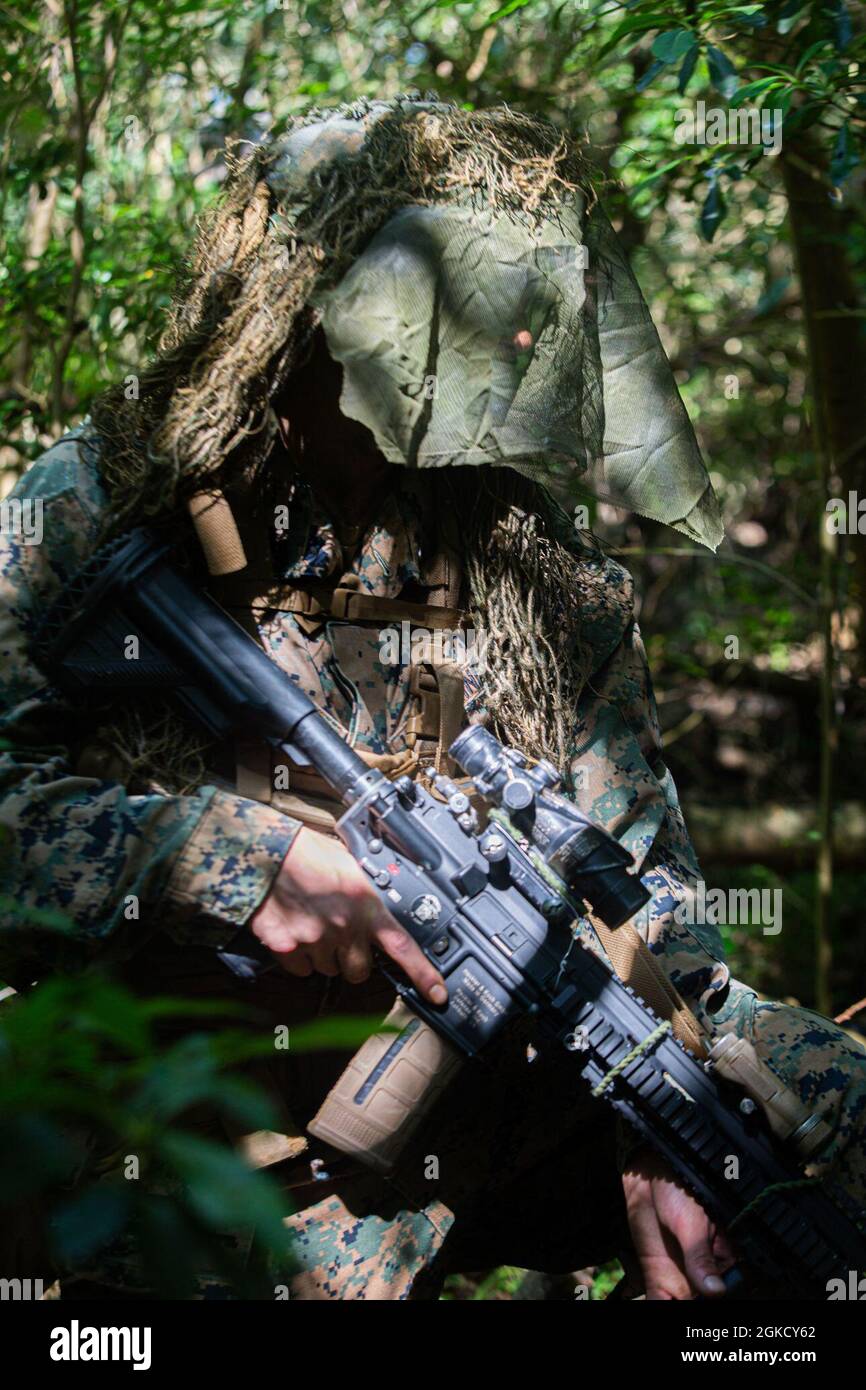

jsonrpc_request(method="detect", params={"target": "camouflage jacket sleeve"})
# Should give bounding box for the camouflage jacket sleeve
[0,431,300,974]
[568,551,729,1030]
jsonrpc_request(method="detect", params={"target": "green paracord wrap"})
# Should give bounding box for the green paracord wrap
[590,1019,672,1097]
[728,1176,821,1232]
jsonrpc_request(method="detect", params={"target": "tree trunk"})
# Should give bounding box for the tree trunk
[781,135,866,1014]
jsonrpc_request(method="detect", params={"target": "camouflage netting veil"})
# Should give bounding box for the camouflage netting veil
[89,97,721,778]
[292,111,722,550]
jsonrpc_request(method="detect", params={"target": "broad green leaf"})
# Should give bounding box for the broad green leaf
[159,1131,291,1247]
[730,77,784,103]
[777,0,808,34]
[797,39,833,72]
[51,1183,132,1264]
[0,896,72,932]
[135,1195,209,1300]
[651,30,696,62]
[699,179,727,242]
[599,12,672,57]
[631,156,690,193]
[487,0,531,19]
[636,59,668,93]
[288,1013,399,1051]
[678,45,699,94]
[707,45,739,100]
[0,1115,79,1199]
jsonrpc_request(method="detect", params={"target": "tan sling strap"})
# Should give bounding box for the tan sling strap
[586,911,709,1060]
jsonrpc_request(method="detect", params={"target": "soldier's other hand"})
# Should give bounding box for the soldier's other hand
[622,1146,737,1299]
[249,826,448,1006]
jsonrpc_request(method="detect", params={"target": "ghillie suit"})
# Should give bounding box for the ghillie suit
[88,97,721,782]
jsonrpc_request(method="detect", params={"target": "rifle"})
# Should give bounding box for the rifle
[34,527,866,1297]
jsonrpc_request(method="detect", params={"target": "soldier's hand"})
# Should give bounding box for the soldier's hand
[249,826,449,1006]
[622,1146,737,1299]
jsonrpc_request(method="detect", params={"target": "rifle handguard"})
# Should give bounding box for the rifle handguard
[308,1000,463,1173]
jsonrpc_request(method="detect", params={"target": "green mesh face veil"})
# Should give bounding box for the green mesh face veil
[266,99,723,550]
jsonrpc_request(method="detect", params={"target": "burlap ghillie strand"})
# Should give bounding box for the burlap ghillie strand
[444,468,595,773]
[84,702,213,798]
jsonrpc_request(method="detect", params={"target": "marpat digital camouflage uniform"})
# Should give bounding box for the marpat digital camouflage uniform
[1,421,865,1298]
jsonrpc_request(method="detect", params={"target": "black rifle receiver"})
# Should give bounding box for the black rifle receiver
[33,528,866,1297]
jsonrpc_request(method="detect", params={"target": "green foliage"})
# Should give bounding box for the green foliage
[2,0,864,444]
[0,972,296,1295]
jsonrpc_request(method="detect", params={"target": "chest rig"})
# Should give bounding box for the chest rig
[191,479,470,833]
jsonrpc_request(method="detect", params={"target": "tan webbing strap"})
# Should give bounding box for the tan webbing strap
[405,631,466,776]
[587,912,708,1060]
[277,583,465,630]
[240,746,422,837]
[236,739,274,805]
[337,590,464,629]
[405,666,439,744]
[421,503,464,611]
[433,660,466,776]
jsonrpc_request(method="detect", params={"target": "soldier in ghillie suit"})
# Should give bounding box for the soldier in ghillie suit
[1,98,864,1300]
